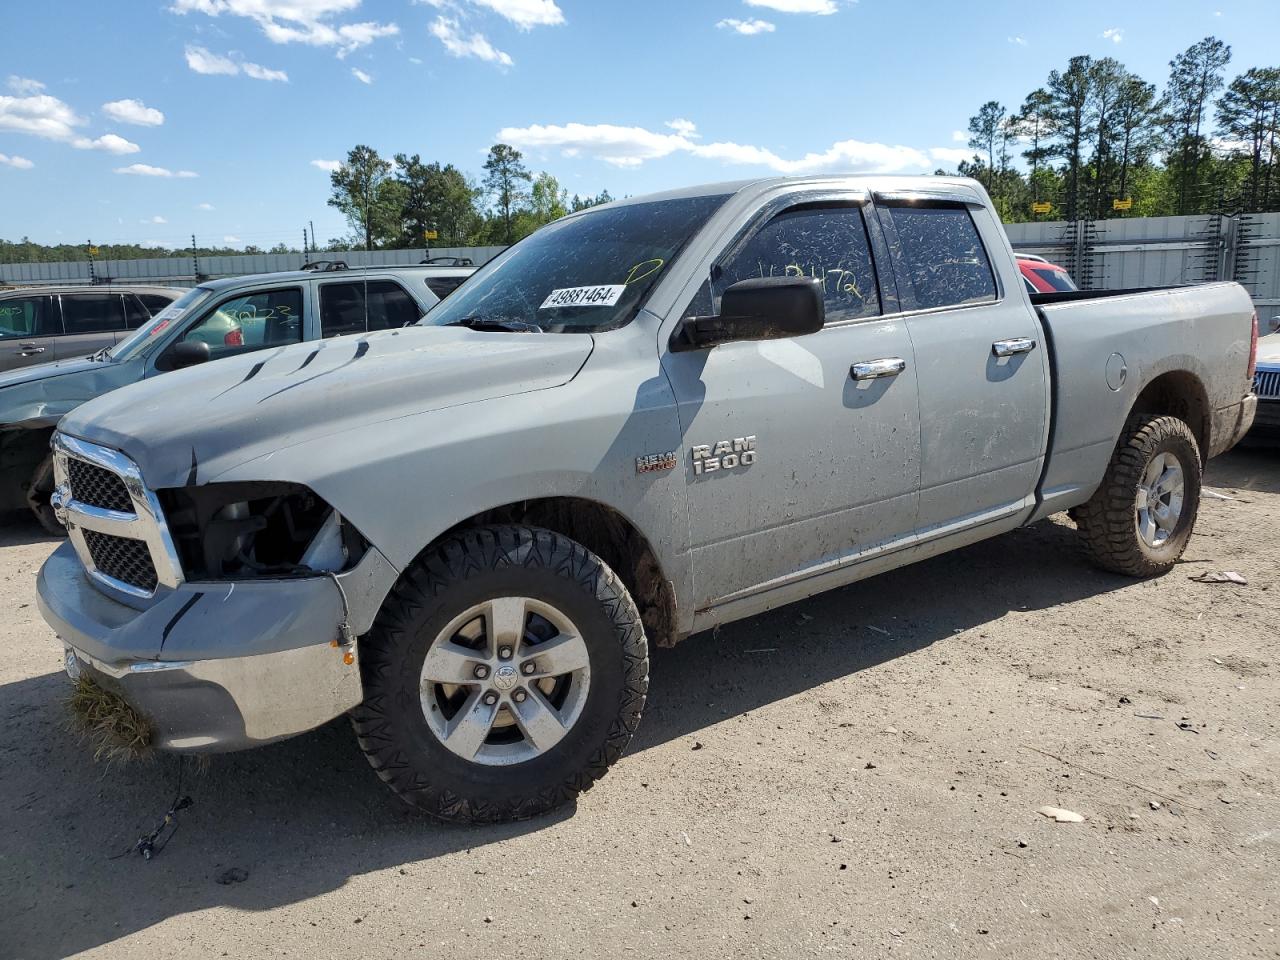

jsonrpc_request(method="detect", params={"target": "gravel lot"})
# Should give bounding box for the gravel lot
[2,446,1277,960]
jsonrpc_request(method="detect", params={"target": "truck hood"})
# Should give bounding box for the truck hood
[59,326,594,488]
[1258,333,1280,367]
[0,355,137,430]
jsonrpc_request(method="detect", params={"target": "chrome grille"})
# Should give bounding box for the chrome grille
[82,529,158,592]
[67,457,132,512]
[1255,368,1280,400]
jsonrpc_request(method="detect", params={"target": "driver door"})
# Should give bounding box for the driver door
[661,201,921,612]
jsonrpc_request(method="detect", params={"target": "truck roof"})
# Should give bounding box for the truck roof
[595,174,986,209]
[196,263,475,293]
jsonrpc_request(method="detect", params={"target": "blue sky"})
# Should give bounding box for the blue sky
[3,0,1277,249]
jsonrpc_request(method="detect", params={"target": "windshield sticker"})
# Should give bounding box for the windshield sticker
[540,285,625,309]
[148,318,174,337]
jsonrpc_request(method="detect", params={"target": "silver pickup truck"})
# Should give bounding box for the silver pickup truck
[37,176,1258,823]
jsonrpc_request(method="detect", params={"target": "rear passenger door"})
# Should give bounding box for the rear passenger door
[318,278,423,338]
[55,292,128,360]
[877,196,1049,534]
[0,294,60,370]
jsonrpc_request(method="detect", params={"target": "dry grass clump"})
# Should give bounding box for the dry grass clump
[65,675,154,762]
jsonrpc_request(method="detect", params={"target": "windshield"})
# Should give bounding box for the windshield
[108,287,213,361]
[424,194,730,332]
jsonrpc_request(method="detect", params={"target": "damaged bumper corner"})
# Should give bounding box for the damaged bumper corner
[36,539,398,753]
[1210,394,1257,457]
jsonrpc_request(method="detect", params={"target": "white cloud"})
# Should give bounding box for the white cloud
[1008,35,1027,46]
[464,0,564,29]
[351,66,373,83]
[717,18,776,34]
[197,201,215,210]
[430,16,512,66]
[951,130,968,143]
[497,120,936,175]
[185,45,289,81]
[141,215,169,224]
[743,0,837,13]
[74,133,141,154]
[311,158,341,171]
[408,55,423,63]
[1102,27,1123,43]
[6,76,46,95]
[115,163,199,178]
[102,98,165,126]
[0,92,141,154]
[0,152,34,169]
[929,146,974,165]
[666,118,699,138]
[223,234,241,243]
[171,0,399,55]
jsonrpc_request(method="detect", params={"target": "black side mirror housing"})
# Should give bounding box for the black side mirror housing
[672,276,825,351]
[168,340,211,369]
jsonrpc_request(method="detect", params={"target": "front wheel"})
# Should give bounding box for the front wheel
[26,455,64,536]
[1076,414,1202,576]
[351,525,649,823]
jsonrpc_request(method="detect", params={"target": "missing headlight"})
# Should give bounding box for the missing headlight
[159,481,368,580]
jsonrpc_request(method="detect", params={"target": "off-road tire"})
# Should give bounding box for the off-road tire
[351,525,649,823]
[1076,414,1202,577]
[26,455,64,536]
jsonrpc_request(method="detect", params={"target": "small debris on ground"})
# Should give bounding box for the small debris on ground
[1189,570,1248,585]
[1149,801,1162,811]
[1037,806,1085,823]
[215,867,248,885]
[691,740,703,751]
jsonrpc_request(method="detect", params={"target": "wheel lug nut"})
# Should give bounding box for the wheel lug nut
[473,664,490,680]
[521,661,536,675]
[498,646,513,660]
[482,691,499,706]
[512,689,527,703]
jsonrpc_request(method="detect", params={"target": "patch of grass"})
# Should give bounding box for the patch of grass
[65,675,154,763]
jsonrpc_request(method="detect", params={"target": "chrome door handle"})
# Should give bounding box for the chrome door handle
[992,338,1036,357]
[16,344,45,357]
[851,357,906,380]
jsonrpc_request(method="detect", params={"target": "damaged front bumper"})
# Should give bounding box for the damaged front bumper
[37,539,395,752]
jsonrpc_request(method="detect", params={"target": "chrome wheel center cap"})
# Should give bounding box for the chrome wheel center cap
[493,664,518,691]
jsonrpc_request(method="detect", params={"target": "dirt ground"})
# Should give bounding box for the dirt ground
[1,446,1277,960]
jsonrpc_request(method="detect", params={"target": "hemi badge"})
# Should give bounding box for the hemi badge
[636,452,677,475]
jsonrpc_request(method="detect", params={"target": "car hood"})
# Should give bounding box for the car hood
[1257,333,1280,367]
[0,355,136,430]
[59,326,594,488]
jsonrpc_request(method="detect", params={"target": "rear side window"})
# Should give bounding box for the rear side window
[717,205,881,324]
[0,295,58,338]
[321,280,421,336]
[365,280,421,331]
[425,276,465,300]
[886,205,997,310]
[123,294,152,329]
[137,293,178,315]
[61,293,126,334]
[1032,267,1077,292]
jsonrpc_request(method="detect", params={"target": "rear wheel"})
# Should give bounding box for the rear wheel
[1076,414,1202,576]
[351,525,649,823]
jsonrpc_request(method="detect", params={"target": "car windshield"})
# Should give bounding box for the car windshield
[108,287,213,361]
[423,194,730,333]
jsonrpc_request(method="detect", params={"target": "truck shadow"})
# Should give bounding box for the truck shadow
[1,514,1147,958]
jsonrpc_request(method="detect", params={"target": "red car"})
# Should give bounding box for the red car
[1017,254,1078,293]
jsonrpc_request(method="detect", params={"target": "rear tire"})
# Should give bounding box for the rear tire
[1076,414,1201,576]
[351,525,649,823]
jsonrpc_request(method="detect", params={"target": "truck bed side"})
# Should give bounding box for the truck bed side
[1030,281,1255,522]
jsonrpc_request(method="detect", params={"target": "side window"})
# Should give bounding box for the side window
[180,287,303,360]
[61,293,126,334]
[0,296,58,338]
[425,276,464,300]
[137,293,177,315]
[717,205,880,324]
[365,280,422,331]
[885,205,997,310]
[319,282,367,338]
[123,294,152,329]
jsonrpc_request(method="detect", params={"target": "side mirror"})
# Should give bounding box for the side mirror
[168,340,211,369]
[1269,315,1280,335]
[672,276,825,352]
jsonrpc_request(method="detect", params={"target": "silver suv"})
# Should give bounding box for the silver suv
[0,285,182,372]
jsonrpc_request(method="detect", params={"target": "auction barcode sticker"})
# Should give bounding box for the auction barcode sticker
[540,285,625,309]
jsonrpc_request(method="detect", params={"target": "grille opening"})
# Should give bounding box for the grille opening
[83,529,158,592]
[67,457,132,513]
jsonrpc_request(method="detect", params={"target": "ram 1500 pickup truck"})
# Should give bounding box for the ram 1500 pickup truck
[0,265,473,533]
[36,176,1258,823]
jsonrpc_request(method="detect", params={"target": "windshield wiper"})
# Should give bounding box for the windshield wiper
[446,316,543,333]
